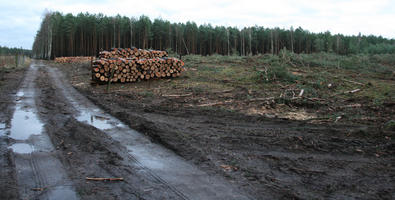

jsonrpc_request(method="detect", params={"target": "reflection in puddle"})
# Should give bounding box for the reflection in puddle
[46,186,79,200]
[76,110,113,130]
[9,105,43,140]
[0,123,6,135]
[9,143,34,154]
[16,91,24,97]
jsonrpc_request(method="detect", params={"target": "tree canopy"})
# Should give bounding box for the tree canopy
[32,12,395,59]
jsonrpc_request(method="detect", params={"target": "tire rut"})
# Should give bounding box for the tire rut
[45,63,254,200]
[6,61,78,200]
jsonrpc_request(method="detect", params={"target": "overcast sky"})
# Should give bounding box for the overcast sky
[0,0,394,49]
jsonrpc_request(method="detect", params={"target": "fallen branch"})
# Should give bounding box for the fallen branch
[85,177,124,181]
[197,100,233,107]
[220,164,238,171]
[31,187,46,191]
[339,103,362,108]
[346,89,361,94]
[162,93,192,97]
[249,97,275,102]
[303,97,326,101]
[332,88,361,97]
[213,89,233,93]
[303,117,332,122]
[342,79,364,86]
[298,89,304,97]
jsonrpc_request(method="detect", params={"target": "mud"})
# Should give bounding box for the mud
[82,97,395,199]
[34,65,185,200]
[1,60,394,200]
[5,63,78,200]
[0,66,26,199]
[43,64,252,199]
[64,64,394,199]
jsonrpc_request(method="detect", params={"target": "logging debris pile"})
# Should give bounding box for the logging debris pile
[55,56,92,63]
[92,48,184,83]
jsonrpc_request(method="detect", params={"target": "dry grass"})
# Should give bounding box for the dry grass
[67,52,394,125]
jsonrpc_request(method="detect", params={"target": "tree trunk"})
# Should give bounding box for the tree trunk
[270,30,274,55]
[47,22,52,60]
[249,28,252,56]
[130,19,133,47]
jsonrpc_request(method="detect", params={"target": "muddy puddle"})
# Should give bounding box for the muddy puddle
[76,108,122,130]
[9,104,43,141]
[9,143,34,154]
[0,122,6,135]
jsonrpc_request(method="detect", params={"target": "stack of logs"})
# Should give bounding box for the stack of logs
[92,48,184,83]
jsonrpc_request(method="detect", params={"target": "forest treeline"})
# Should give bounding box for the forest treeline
[32,12,395,59]
[0,46,32,56]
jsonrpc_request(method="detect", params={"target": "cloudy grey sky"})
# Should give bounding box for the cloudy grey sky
[0,0,394,49]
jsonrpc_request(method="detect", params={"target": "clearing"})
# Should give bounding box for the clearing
[0,53,394,199]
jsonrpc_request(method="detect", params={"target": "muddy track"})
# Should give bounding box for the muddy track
[6,60,251,200]
[2,61,394,199]
[80,94,395,199]
[3,62,78,200]
[67,65,395,199]
[42,62,253,199]
[0,66,25,200]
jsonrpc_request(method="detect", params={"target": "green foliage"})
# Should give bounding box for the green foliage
[255,60,297,83]
[265,64,297,83]
[384,120,395,131]
[140,91,154,97]
[363,43,395,54]
[314,38,325,52]
[0,46,31,56]
[286,52,394,74]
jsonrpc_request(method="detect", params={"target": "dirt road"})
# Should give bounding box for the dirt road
[1,61,254,199]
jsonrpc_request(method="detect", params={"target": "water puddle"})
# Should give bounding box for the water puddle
[9,63,79,200]
[16,91,24,97]
[0,123,6,135]
[46,186,79,200]
[76,110,114,130]
[9,105,43,140]
[9,143,34,154]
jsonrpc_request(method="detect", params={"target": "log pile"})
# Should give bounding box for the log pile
[99,48,168,60]
[55,56,92,63]
[92,49,184,83]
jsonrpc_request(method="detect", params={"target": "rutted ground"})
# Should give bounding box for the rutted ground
[59,56,394,199]
[1,58,394,199]
[9,63,78,200]
[80,90,395,199]
[1,61,254,199]
[39,64,252,200]
[0,65,25,200]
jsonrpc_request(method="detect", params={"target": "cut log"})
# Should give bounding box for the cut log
[92,51,184,84]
